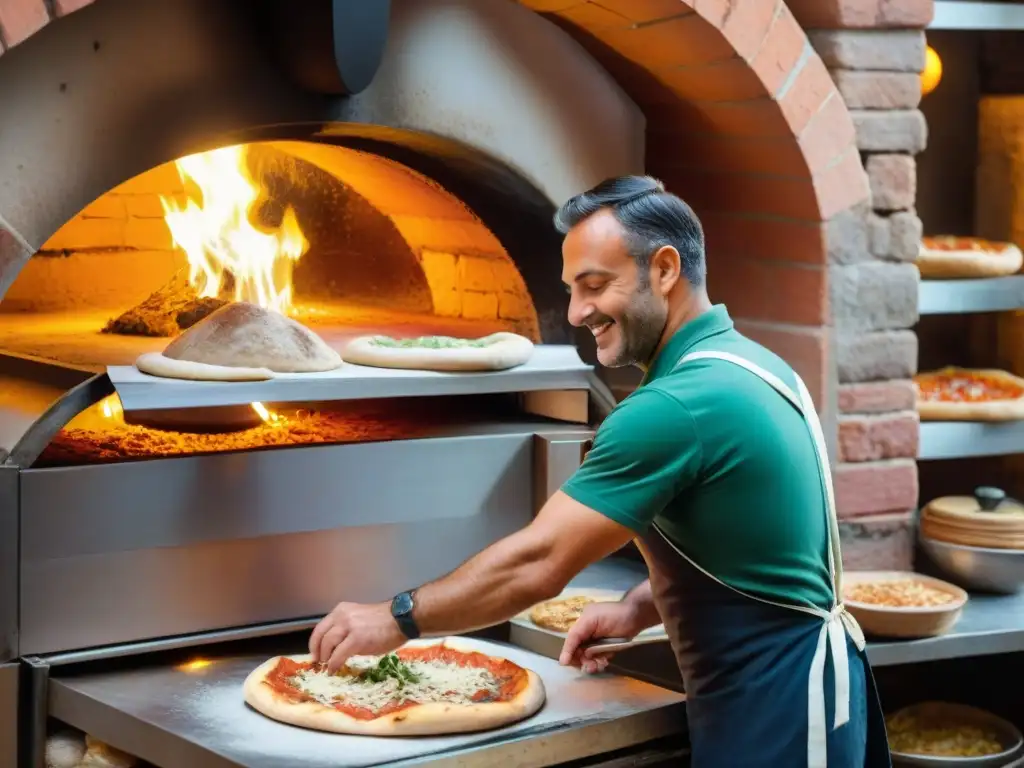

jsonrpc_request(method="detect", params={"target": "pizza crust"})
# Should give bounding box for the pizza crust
[917,239,1023,279]
[135,352,275,381]
[915,367,1024,422]
[243,638,546,737]
[343,333,534,372]
[529,595,618,633]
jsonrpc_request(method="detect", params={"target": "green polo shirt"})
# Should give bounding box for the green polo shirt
[562,305,833,611]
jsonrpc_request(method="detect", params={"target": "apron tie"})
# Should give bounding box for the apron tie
[807,604,866,768]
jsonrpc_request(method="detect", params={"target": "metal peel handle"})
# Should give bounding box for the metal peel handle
[580,632,670,655]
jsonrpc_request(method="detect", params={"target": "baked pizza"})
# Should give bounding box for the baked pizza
[243,638,545,736]
[343,332,534,372]
[529,595,616,633]
[917,236,1023,279]
[914,367,1024,421]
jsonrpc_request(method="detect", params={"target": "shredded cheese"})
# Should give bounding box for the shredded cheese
[291,655,501,710]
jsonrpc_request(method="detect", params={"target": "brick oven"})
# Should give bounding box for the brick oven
[0,2,940,765]
[0,0,934,569]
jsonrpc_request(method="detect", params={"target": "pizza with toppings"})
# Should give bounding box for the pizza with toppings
[913,367,1024,421]
[243,638,545,736]
[343,332,534,372]
[917,236,1023,279]
[529,595,616,633]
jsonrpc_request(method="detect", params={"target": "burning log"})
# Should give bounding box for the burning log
[102,271,228,337]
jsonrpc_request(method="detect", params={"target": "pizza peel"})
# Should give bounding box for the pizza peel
[579,631,670,655]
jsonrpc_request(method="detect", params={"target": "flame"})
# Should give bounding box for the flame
[251,401,284,425]
[161,145,309,314]
[98,394,124,422]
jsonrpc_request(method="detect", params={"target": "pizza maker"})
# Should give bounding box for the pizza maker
[0,344,691,767]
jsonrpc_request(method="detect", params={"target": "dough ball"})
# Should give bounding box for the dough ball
[45,730,86,768]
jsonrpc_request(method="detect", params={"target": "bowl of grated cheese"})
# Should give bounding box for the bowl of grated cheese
[842,571,968,639]
[887,702,1023,766]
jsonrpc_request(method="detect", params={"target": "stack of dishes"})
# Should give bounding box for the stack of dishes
[919,487,1024,593]
[920,488,1024,549]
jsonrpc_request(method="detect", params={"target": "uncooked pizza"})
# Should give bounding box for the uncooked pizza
[529,595,616,633]
[343,332,534,372]
[914,367,1024,421]
[243,638,545,736]
[917,236,1023,279]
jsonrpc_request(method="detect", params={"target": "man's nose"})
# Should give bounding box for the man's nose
[567,295,591,328]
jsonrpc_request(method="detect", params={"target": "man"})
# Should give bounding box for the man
[309,176,891,767]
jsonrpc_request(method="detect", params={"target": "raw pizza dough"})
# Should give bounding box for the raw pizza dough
[916,236,1023,278]
[914,367,1024,421]
[134,302,342,381]
[243,637,545,737]
[80,736,138,768]
[343,332,534,372]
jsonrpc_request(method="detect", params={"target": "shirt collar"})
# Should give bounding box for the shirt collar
[642,304,734,385]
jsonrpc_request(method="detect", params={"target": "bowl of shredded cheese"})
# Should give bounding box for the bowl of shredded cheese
[842,571,968,639]
[887,702,1023,766]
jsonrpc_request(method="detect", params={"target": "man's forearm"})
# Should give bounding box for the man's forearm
[411,529,565,636]
[622,579,662,630]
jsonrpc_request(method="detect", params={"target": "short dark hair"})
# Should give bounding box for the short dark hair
[553,175,705,287]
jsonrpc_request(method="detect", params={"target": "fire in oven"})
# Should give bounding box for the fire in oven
[0,1,690,765]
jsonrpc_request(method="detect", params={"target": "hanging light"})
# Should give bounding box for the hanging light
[921,45,942,97]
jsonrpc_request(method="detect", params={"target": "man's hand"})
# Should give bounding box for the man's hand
[559,600,645,674]
[309,601,406,673]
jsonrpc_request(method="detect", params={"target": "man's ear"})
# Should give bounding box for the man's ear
[650,245,682,295]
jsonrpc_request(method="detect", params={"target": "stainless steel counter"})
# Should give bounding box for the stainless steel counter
[48,636,686,768]
[867,590,1024,668]
[578,558,1024,669]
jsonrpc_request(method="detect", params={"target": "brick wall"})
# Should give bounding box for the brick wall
[799,0,934,571]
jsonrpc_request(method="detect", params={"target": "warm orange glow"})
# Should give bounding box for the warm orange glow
[99,394,124,422]
[177,658,214,673]
[251,401,284,425]
[922,45,942,97]
[161,145,309,314]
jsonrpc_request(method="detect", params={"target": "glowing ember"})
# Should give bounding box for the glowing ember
[161,145,309,314]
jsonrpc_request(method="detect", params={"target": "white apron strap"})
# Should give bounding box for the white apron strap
[676,351,866,768]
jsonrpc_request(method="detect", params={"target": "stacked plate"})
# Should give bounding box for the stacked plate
[920,488,1024,550]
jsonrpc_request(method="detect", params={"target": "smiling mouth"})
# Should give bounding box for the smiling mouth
[589,321,613,339]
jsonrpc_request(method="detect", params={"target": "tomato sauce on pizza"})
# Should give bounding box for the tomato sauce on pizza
[920,236,1011,253]
[915,370,1024,404]
[261,645,531,721]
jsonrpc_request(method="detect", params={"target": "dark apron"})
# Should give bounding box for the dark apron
[637,350,892,768]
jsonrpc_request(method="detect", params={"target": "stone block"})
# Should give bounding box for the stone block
[808,30,925,72]
[866,154,917,211]
[826,203,871,265]
[830,261,919,332]
[834,459,919,518]
[836,330,918,382]
[830,70,922,110]
[839,512,915,573]
[838,380,916,413]
[838,411,919,461]
[461,291,499,320]
[889,212,923,262]
[852,110,928,153]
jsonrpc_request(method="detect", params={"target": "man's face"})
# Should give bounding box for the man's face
[561,209,668,368]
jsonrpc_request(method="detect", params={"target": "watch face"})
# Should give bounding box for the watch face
[392,592,414,616]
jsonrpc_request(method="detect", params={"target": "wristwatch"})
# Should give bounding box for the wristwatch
[390,590,421,639]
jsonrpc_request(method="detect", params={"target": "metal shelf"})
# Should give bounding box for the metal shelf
[918,276,1024,315]
[106,345,594,412]
[931,1,1024,30]
[919,420,1024,459]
